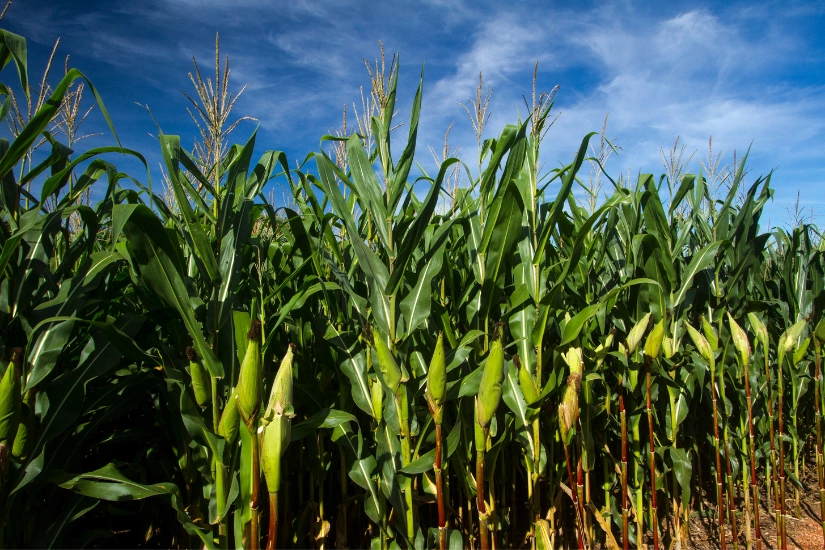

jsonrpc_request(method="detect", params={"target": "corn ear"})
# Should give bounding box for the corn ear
[0,348,22,445]
[261,344,295,494]
[786,319,807,348]
[779,319,807,365]
[426,332,446,424]
[11,389,34,460]
[187,346,212,408]
[644,319,665,361]
[369,375,383,423]
[218,389,241,444]
[793,337,810,365]
[685,323,713,365]
[727,313,751,367]
[747,312,769,351]
[559,346,583,442]
[516,354,539,404]
[701,315,718,350]
[626,312,651,353]
[372,329,402,394]
[594,330,615,366]
[237,320,263,428]
[476,334,505,429]
[662,336,675,359]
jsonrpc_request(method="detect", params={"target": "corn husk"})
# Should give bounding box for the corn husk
[727,313,751,367]
[685,323,713,364]
[0,348,22,445]
[517,354,539,405]
[218,389,240,444]
[476,336,505,429]
[793,337,810,365]
[626,313,651,354]
[779,319,807,366]
[372,330,402,394]
[369,375,383,423]
[187,346,211,408]
[644,319,665,361]
[559,346,583,442]
[237,320,263,428]
[701,315,718,351]
[747,312,770,351]
[594,330,615,367]
[426,332,446,424]
[261,345,295,494]
[11,389,34,460]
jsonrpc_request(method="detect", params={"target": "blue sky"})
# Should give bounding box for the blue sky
[4,0,825,225]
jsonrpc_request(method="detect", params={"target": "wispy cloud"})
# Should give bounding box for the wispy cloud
[2,0,824,217]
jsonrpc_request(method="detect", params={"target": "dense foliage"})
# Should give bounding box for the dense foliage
[0,25,824,550]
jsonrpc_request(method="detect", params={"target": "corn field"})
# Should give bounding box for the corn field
[1,22,825,550]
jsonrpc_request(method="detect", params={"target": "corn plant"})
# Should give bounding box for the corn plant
[3,20,825,550]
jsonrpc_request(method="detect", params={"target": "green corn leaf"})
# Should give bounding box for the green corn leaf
[117,204,223,378]
[399,415,461,474]
[290,408,357,441]
[159,134,221,285]
[54,464,215,549]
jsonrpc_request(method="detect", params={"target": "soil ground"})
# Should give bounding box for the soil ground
[679,461,822,550]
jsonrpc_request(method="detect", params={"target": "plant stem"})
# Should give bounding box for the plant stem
[743,354,761,550]
[815,342,825,547]
[645,358,659,550]
[251,426,260,550]
[212,377,220,431]
[560,432,584,550]
[764,345,780,521]
[633,415,644,550]
[436,423,447,550]
[710,355,727,550]
[398,393,415,545]
[477,429,489,550]
[620,385,629,550]
[267,492,278,550]
[720,357,739,550]
[778,352,787,550]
